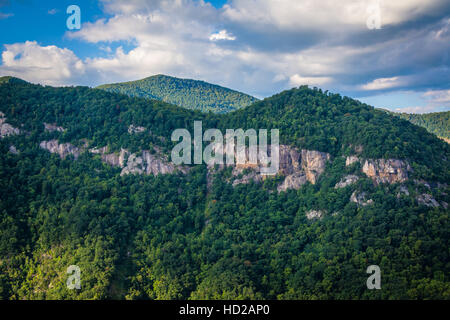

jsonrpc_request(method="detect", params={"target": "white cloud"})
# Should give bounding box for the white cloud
[394,105,447,114]
[289,74,332,87]
[48,9,58,15]
[423,89,450,103]
[361,76,404,90]
[0,41,85,86]
[209,30,236,41]
[223,0,449,31]
[1,0,449,106]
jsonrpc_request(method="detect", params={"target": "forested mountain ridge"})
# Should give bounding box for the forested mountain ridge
[393,111,450,141]
[0,78,449,299]
[96,74,258,113]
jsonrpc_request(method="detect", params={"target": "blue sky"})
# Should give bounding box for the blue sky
[1,0,449,113]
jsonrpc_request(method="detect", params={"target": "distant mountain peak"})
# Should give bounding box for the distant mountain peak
[0,76,29,84]
[96,74,258,113]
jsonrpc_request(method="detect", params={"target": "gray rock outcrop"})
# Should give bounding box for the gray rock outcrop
[40,140,81,159]
[0,114,20,138]
[277,147,330,191]
[89,145,185,176]
[345,155,411,185]
[44,123,65,132]
[128,125,146,134]
[306,210,324,220]
[416,194,440,208]
[345,156,359,166]
[9,145,19,154]
[335,175,359,188]
[350,191,373,207]
[362,159,410,184]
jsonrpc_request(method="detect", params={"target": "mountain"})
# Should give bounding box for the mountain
[393,111,450,142]
[0,79,449,300]
[0,76,28,85]
[97,74,259,113]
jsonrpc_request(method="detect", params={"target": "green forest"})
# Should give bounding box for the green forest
[394,111,450,140]
[96,74,450,143]
[97,74,258,113]
[0,77,449,299]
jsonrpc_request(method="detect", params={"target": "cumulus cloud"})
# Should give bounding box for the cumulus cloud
[209,30,236,41]
[361,76,405,90]
[0,41,85,86]
[423,89,450,104]
[1,0,449,107]
[394,105,449,114]
[223,0,449,32]
[289,74,332,87]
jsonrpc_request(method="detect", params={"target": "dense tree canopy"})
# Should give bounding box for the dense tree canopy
[97,74,258,113]
[393,111,450,140]
[0,78,448,299]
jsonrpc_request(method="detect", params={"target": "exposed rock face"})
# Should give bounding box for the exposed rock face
[40,140,81,159]
[335,175,359,188]
[306,210,324,220]
[44,123,65,132]
[9,145,18,154]
[345,156,359,166]
[346,156,411,185]
[0,114,20,138]
[121,153,145,175]
[128,125,146,134]
[362,159,410,184]
[301,149,331,184]
[278,145,302,175]
[277,172,308,192]
[89,145,185,176]
[89,145,182,176]
[103,149,128,167]
[232,170,263,187]
[396,185,410,198]
[350,191,373,207]
[121,150,186,176]
[89,146,108,154]
[416,194,440,208]
[277,147,330,191]
[221,144,331,191]
[144,150,182,175]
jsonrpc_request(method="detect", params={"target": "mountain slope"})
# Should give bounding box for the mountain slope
[0,79,449,300]
[219,86,449,182]
[394,111,450,142]
[97,74,258,113]
[0,76,29,85]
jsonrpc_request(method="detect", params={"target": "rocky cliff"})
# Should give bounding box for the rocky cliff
[208,144,331,192]
[121,150,186,176]
[40,140,81,159]
[277,147,330,192]
[350,191,373,207]
[40,139,185,177]
[362,159,411,184]
[0,113,20,138]
[346,156,411,185]
[44,123,65,132]
[335,175,359,188]
[89,145,186,176]
[90,147,128,167]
